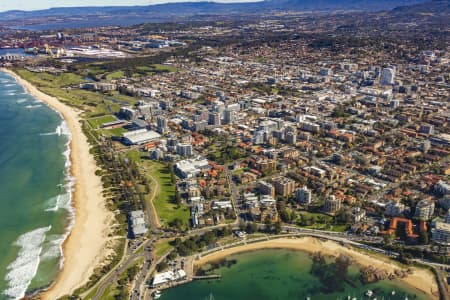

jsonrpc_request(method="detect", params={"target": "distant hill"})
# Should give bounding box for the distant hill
[0,0,429,19]
[0,0,434,29]
[392,0,450,14]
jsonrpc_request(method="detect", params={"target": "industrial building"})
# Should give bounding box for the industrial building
[129,210,147,238]
[122,129,161,145]
[175,156,210,178]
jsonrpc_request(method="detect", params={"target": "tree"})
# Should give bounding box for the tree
[203,231,216,245]
[245,222,258,234]
[280,209,292,223]
[222,225,232,237]
[419,231,429,245]
[167,251,177,260]
[157,261,168,272]
[239,220,246,231]
[274,221,282,234]
[169,218,184,231]
[174,189,182,206]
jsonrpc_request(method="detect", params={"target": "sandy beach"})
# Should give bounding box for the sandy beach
[195,237,439,299]
[1,68,113,299]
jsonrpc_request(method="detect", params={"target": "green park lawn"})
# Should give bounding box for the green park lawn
[87,115,117,129]
[145,161,190,229]
[155,240,173,257]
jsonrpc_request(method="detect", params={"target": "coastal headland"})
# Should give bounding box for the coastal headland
[0,68,113,299]
[194,237,440,299]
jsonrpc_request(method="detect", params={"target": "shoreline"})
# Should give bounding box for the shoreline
[0,68,113,299]
[194,237,440,299]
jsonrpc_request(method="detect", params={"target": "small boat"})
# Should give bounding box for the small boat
[153,290,162,299]
[392,291,396,295]
[365,290,374,297]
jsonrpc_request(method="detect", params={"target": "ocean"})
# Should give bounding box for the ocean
[0,71,73,300]
[160,249,429,300]
[0,49,30,57]
[9,17,167,31]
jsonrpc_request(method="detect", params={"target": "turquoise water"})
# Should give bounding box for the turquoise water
[0,71,72,299]
[160,249,429,300]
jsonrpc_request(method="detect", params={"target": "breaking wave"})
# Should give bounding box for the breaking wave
[40,121,71,137]
[3,226,52,300]
[25,104,42,109]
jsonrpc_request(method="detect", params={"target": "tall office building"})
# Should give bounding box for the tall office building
[414,199,435,221]
[157,116,168,134]
[223,109,236,125]
[208,112,221,126]
[296,186,312,205]
[324,195,341,213]
[272,176,296,197]
[381,67,395,85]
[176,143,193,157]
[259,181,275,198]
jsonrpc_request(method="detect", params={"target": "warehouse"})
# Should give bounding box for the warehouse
[122,129,161,145]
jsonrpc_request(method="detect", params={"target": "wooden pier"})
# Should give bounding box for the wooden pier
[192,274,222,280]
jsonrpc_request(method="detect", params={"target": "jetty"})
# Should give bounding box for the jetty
[192,274,222,280]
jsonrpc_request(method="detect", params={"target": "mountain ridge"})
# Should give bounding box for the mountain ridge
[0,0,429,19]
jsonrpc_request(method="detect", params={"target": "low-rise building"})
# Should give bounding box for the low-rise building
[129,210,147,238]
[175,157,210,179]
[151,269,187,287]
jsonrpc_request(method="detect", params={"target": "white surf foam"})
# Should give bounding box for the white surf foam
[45,192,71,212]
[3,226,51,300]
[25,104,42,109]
[40,121,71,137]
[43,120,75,272]
[3,76,77,294]
[16,99,28,104]
[40,234,65,261]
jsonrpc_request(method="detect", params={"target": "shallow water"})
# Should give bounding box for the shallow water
[160,249,429,300]
[0,71,72,300]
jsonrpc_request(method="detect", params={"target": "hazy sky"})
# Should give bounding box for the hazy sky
[0,0,250,12]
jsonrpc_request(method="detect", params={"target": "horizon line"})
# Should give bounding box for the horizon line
[0,0,263,14]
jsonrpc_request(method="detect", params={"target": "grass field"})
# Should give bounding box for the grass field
[155,240,173,257]
[105,70,125,81]
[15,69,137,118]
[100,127,127,137]
[144,161,190,229]
[17,69,86,87]
[126,149,144,164]
[153,64,178,72]
[87,115,117,129]
[296,211,349,232]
